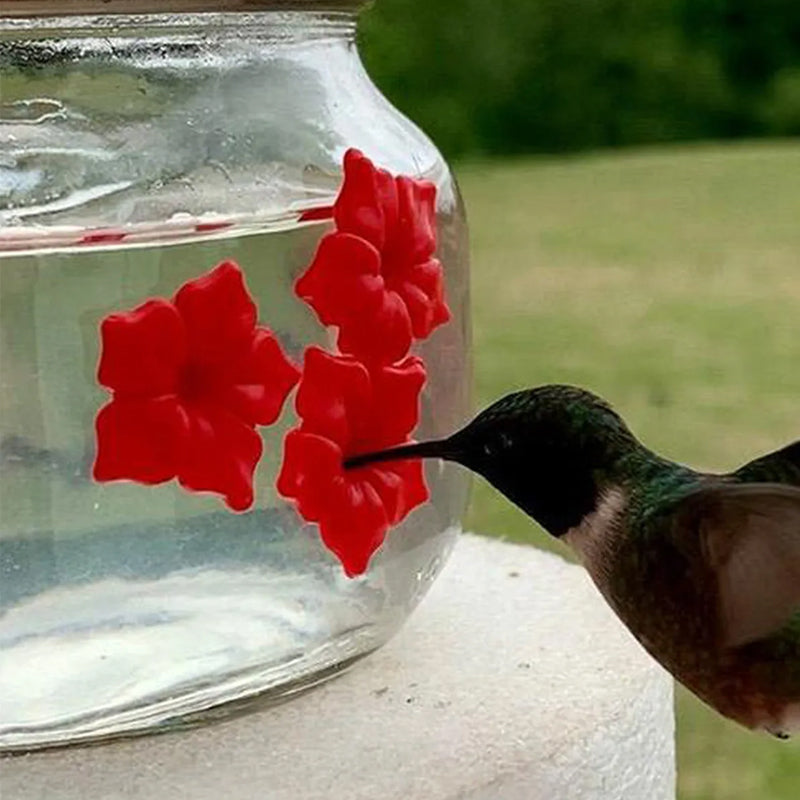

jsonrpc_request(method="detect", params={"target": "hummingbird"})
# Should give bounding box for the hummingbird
[346,385,800,737]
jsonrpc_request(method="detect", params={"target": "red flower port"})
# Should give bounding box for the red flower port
[277,346,429,576]
[93,261,300,511]
[295,149,451,365]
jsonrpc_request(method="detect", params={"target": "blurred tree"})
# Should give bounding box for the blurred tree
[358,0,800,157]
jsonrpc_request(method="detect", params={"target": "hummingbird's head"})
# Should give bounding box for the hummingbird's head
[346,384,642,537]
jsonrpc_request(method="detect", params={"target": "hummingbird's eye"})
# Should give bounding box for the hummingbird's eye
[484,434,512,457]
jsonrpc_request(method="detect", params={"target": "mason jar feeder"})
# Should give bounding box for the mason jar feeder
[0,0,470,751]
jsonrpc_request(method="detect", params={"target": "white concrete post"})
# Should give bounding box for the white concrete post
[2,535,676,800]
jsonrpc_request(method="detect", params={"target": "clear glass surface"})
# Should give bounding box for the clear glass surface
[0,10,470,751]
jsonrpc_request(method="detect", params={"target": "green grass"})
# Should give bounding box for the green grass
[455,141,800,800]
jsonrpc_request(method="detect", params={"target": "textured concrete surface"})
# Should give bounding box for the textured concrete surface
[1,534,676,800]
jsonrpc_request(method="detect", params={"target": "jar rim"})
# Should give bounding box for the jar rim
[0,0,371,17]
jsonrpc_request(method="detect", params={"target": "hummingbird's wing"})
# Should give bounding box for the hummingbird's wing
[672,482,800,648]
[733,441,800,486]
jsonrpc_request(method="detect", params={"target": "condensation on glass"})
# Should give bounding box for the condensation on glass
[0,2,471,751]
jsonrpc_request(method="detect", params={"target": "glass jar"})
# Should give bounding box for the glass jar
[0,1,470,751]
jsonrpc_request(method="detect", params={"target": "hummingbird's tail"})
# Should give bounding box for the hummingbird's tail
[344,438,455,470]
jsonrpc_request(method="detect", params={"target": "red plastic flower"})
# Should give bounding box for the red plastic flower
[93,261,300,511]
[277,346,429,576]
[296,149,451,365]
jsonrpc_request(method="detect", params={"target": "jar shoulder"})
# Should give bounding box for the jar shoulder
[1,24,452,227]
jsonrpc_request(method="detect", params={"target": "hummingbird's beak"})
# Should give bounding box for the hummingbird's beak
[344,438,456,470]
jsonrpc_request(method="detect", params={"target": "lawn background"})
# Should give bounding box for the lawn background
[457,142,800,800]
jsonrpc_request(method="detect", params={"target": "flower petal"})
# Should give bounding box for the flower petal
[97,299,185,397]
[93,396,186,485]
[393,258,451,338]
[295,347,371,449]
[277,354,428,575]
[361,466,404,524]
[277,429,343,521]
[277,429,390,575]
[383,459,430,522]
[393,175,438,263]
[336,290,413,366]
[334,149,398,252]
[173,261,257,366]
[295,233,384,327]
[319,478,389,577]
[361,356,427,448]
[214,328,300,426]
[395,280,435,339]
[177,405,262,512]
